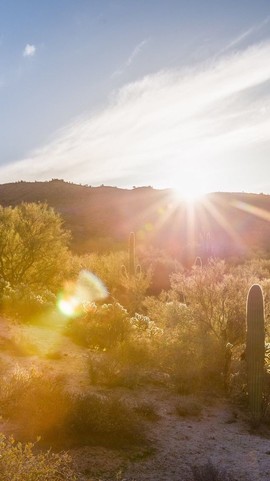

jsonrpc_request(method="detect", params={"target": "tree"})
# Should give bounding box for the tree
[170,259,256,344]
[0,203,71,293]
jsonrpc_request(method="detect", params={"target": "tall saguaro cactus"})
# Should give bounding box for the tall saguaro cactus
[121,232,141,278]
[129,232,136,277]
[246,284,265,427]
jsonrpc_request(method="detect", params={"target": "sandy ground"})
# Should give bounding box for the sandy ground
[0,317,269,481]
[70,387,270,481]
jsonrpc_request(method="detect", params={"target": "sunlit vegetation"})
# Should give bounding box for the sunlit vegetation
[0,195,269,479]
[0,203,71,319]
[0,433,78,481]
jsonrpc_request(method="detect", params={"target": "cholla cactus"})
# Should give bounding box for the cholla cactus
[246,284,265,427]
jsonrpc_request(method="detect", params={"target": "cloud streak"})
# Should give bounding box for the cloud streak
[3,40,270,193]
[219,16,270,54]
[126,39,149,66]
[111,38,149,77]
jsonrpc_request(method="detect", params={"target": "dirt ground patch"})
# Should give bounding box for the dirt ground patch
[0,317,269,481]
[70,387,270,481]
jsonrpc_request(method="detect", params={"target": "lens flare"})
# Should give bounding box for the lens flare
[57,270,108,318]
[58,296,80,317]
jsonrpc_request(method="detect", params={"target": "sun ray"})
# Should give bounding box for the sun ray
[202,196,246,254]
[232,200,270,222]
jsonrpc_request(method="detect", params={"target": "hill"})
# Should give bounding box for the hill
[0,180,270,262]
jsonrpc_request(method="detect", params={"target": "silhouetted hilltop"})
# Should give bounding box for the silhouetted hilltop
[0,180,270,261]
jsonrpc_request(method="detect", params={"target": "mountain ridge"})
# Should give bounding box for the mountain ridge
[0,180,269,261]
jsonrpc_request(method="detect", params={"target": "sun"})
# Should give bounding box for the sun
[169,170,208,204]
[172,186,205,203]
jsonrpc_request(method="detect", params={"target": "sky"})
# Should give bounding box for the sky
[0,0,270,194]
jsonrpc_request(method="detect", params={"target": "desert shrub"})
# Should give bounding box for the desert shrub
[164,343,201,394]
[77,251,151,313]
[152,321,227,394]
[88,352,141,388]
[78,251,127,297]
[65,392,146,446]
[130,313,163,338]
[1,283,56,321]
[263,371,270,424]
[261,279,270,334]
[238,258,270,281]
[228,346,248,405]
[0,367,71,442]
[115,337,157,369]
[87,328,163,388]
[119,270,152,314]
[0,203,71,295]
[139,246,182,294]
[134,401,160,421]
[170,259,255,344]
[196,333,228,391]
[143,291,193,329]
[0,367,146,447]
[0,434,78,481]
[175,397,202,417]
[68,302,131,349]
[66,251,151,315]
[192,460,236,481]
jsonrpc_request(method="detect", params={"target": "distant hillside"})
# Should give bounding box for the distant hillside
[0,180,270,262]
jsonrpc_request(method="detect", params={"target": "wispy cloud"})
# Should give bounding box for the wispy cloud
[219,16,270,54]
[111,38,149,78]
[3,40,270,193]
[23,43,36,57]
[126,39,149,66]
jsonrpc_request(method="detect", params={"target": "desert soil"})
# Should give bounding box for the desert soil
[71,386,270,481]
[0,317,269,481]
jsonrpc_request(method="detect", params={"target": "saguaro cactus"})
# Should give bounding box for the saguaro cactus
[246,284,265,427]
[194,256,202,268]
[122,232,141,278]
[129,232,136,277]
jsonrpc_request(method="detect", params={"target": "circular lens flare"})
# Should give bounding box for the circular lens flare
[58,296,80,317]
[57,270,108,318]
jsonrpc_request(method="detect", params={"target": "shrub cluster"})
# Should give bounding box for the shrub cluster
[0,367,145,448]
[0,434,78,481]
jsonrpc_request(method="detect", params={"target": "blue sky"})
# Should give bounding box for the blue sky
[1,0,270,194]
